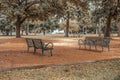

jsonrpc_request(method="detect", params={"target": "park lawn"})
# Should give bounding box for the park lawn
[0,58,120,80]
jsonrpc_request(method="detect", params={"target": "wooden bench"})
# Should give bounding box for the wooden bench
[26,38,53,56]
[78,37,110,52]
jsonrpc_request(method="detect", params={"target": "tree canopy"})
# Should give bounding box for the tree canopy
[0,0,120,37]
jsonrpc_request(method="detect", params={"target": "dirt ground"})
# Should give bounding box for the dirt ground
[0,36,120,70]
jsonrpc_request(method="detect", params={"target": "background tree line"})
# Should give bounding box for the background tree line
[0,0,120,38]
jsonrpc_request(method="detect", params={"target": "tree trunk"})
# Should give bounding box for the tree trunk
[118,27,120,37]
[15,15,27,38]
[6,29,9,36]
[25,24,29,35]
[117,0,120,36]
[25,29,28,35]
[15,16,21,38]
[21,30,24,36]
[117,20,120,37]
[98,24,102,37]
[43,30,45,36]
[65,11,70,37]
[104,14,112,37]
[10,26,12,36]
[16,23,21,38]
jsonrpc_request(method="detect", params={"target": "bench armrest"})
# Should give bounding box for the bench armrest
[44,42,54,48]
[78,39,85,45]
[102,39,110,46]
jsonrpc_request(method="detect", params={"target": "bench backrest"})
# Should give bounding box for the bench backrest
[26,38,34,47]
[84,37,101,44]
[85,37,102,41]
[32,39,44,49]
[85,37,110,46]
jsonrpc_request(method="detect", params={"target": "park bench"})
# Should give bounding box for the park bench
[78,37,110,52]
[26,38,54,56]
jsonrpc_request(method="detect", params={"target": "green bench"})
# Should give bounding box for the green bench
[78,37,110,52]
[26,38,53,56]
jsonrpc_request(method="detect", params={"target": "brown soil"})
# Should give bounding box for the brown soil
[0,37,120,69]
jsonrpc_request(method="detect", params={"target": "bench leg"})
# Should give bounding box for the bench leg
[42,50,44,56]
[79,44,82,50]
[102,46,104,52]
[27,47,29,52]
[89,44,91,50]
[95,45,97,51]
[108,46,110,52]
[34,48,36,54]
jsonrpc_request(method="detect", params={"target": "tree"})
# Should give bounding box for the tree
[1,0,89,38]
[60,20,79,33]
[63,1,88,37]
[102,0,120,37]
[90,0,120,37]
[76,6,91,35]
[0,0,65,38]
[117,17,120,36]
[0,17,14,36]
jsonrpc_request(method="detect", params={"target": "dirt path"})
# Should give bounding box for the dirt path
[0,38,120,69]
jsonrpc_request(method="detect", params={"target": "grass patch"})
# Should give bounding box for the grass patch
[0,58,120,80]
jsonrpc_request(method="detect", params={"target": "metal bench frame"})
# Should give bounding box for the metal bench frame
[26,38,53,56]
[78,37,110,52]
